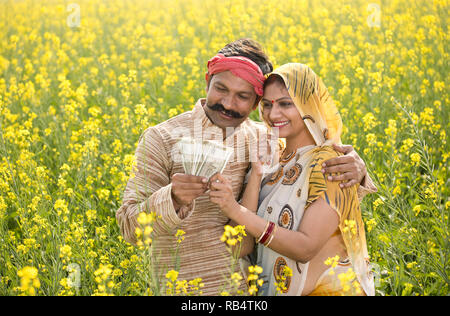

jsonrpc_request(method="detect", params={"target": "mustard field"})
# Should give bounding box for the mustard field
[0,0,448,295]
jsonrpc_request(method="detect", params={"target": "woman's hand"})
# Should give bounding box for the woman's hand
[250,158,264,179]
[209,173,239,217]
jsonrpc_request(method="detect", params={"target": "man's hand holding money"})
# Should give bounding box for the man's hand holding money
[171,173,208,212]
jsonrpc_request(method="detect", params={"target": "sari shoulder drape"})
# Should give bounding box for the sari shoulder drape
[305,146,349,217]
[304,145,375,296]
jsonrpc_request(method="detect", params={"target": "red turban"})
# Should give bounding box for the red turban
[205,54,265,96]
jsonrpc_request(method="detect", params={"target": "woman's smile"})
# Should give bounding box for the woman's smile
[271,120,290,128]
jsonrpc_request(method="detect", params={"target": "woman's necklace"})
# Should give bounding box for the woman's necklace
[281,144,316,165]
[280,147,296,164]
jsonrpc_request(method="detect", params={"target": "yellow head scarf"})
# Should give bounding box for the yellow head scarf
[260,63,343,146]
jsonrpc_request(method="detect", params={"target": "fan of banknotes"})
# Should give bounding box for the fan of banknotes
[176,137,233,179]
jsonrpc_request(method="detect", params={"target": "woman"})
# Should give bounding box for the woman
[209,63,375,296]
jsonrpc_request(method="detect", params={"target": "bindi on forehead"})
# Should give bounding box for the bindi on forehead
[262,96,291,103]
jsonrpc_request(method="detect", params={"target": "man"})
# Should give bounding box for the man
[116,38,376,295]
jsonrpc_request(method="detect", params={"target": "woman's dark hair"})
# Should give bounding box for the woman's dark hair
[218,38,273,75]
[263,73,285,89]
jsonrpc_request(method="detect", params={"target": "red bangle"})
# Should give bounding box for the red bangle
[256,222,270,244]
[264,224,277,247]
[259,221,275,245]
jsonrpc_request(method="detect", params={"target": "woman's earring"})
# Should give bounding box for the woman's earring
[302,115,315,123]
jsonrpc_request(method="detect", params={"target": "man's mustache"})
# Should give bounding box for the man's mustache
[208,103,244,119]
